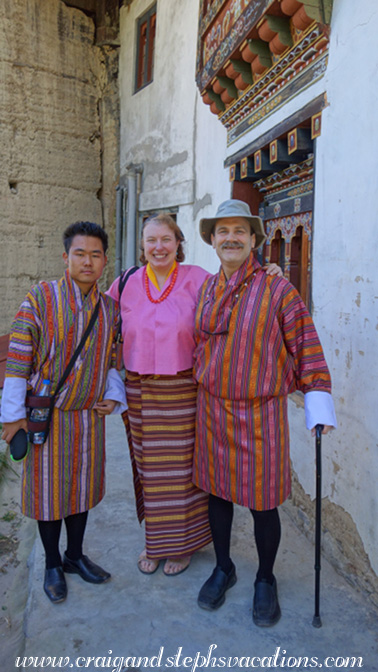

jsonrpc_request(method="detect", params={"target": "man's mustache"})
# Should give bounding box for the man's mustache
[221,242,244,249]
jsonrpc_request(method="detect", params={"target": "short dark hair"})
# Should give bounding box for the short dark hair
[63,221,108,254]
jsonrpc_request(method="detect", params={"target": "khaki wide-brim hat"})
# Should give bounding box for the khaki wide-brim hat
[199,199,266,249]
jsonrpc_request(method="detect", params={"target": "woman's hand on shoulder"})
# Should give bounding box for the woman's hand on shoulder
[263,263,283,277]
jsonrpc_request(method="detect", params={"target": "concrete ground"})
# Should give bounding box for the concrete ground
[8,415,378,671]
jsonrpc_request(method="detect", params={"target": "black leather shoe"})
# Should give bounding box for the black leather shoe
[44,566,67,603]
[197,563,237,610]
[63,553,111,584]
[253,577,281,627]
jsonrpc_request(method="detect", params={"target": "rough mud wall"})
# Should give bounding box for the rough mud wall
[0,0,119,333]
[285,472,378,610]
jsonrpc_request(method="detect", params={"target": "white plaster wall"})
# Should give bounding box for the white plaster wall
[119,0,229,275]
[289,0,378,574]
[189,93,230,274]
[120,0,197,209]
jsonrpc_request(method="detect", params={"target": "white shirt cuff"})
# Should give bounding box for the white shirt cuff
[0,377,28,422]
[304,390,337,430]
[103,368,127,414]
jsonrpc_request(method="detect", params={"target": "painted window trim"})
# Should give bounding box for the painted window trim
[134,4,157,93]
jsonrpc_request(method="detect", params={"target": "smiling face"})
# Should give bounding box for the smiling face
[142,221,180,275]
[211,217,256,278]
[63,235,107,294]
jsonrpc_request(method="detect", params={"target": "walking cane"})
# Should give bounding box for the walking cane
[312,423,324,628]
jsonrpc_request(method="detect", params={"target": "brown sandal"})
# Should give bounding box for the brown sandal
[137,549,160,575]
[163,556,191,576]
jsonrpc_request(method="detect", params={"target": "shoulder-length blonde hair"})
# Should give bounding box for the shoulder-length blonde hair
[139,213,186,264]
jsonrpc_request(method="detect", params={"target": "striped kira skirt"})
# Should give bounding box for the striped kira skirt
[122,370,212,559]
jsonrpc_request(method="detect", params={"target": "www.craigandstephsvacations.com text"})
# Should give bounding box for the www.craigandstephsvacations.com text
[15,644,364,670]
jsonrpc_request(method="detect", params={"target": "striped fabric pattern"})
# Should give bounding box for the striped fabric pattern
[194,255,332,400]
[124,370,212,559]
[194,388,291,511]
[5,270,119,520]
[193,253,332,510]
[21,408,106,520]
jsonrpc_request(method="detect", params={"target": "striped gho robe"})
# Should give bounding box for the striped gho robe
[5,270,119,520]
[193,253,332,511]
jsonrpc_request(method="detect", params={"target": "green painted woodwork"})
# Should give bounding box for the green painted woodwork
[247,39,272,68]
[302,0,333,24]
[217,76,238,99]
[265,16,293,47]
[207,90,226,112]
[230,59,253,85]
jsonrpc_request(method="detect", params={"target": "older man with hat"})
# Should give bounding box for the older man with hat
[192,199,336,626]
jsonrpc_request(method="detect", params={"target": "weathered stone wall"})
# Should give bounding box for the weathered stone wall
[0,0,119,334]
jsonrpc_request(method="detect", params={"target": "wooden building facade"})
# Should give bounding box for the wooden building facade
[196,0,333,309]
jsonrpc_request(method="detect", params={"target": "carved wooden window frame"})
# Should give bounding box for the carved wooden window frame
[134,4,157,93]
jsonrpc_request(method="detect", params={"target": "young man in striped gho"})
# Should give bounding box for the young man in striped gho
[1,222,126,603]
[193,200,336,626]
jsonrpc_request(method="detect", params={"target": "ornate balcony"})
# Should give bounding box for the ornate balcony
[196,0,333,145]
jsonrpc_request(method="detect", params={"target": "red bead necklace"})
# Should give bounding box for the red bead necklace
[144,264,179,303]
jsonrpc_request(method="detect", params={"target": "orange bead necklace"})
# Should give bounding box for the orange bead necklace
[144,264,179,303]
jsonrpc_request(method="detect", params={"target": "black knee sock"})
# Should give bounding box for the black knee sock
[64,511,88,561]
[251,508,281,584]
[38,519,63,569]
[208,494,234,574]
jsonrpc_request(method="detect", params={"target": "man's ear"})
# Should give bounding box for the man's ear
[211,234,215,249]
[251,233,256,249]
[63,251,68,266]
